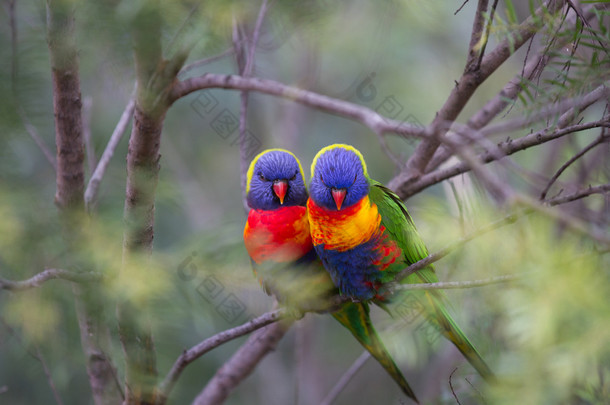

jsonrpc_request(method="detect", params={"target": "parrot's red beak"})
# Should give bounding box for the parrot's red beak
[331,188,347,210]
[273,180,288,204]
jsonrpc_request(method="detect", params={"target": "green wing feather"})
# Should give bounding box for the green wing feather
[368,180,495,382]
[331,301,419,403]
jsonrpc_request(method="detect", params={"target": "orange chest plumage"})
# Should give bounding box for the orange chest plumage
[307,196,382,252]
[243,205,313,264]
[307,196,403,298]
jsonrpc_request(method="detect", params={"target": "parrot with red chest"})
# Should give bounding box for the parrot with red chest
[307,143,494,383]
[243,149,419,403]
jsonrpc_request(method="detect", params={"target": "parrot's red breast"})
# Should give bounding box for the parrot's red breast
[244,205,312,264]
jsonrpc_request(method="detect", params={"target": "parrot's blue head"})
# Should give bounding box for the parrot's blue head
[309,144,369,211]
[246,149,308,210]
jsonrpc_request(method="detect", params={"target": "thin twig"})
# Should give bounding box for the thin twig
[437,130,514,203]
[376,131,403,169]
[166,4,199,54]
[179,48,235,76]
[465,0,489,71]
[0,268,103,292]
[476,0,500,70]
[394,273,528,291]
[243,0,269,78]
[157,308,288,403]
[540,130,608,200]
[394,212,521,281]
[0,318,64,405]
[546,183,610,206]
[17,106,57,170]
[455,0,470,15]
[518,194,610,247]
[234,21,250,213]
[566,0,609,55]
[8,0,57,171]
[465,377,488,404]
[319,351,371,405]
[449,368,463,405]
[236,0,270,212]
[84,92,135,211]
[35,346,65,405]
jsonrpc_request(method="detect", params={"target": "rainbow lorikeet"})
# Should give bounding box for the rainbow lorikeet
[307,144,494,383]
[243,149,419,403]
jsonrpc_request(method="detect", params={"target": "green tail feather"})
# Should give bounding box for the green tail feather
[426,290,494,381]
[331,301,420,403]
[406,269,495,382]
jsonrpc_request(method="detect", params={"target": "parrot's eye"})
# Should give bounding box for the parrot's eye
[258,173,267,181]
[290,173,297,181]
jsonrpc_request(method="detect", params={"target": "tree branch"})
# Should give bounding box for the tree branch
[400,0,566,187]
[192,319,295,405]
[393,118,609,199]
[319,351,371,405]
[171,74,425,139]
[465,0,489,71]
[475,0,499,70]
[426,2,598,173]
[118,7,166,403]
[17,106,58,171]
[47,0,85,211]
[157,308,287,404]
[0,268,102,292]
[84,92,135,212]
[46,2,123,404]
[394,273,528,291]
[118,4,193,403]
[73,284,125,404]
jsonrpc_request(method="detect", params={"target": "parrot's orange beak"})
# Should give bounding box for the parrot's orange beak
[273,180,288,204]
[331,188,347,210]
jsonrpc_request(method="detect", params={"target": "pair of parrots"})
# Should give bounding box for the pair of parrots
[243,144,493,403]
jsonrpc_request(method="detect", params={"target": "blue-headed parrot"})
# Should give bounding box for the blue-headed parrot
[307,144,494,385]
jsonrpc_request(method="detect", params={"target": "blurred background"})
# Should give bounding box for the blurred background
[1,1,609,404]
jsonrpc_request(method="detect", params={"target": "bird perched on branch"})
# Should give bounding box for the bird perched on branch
[243,149,419,403]
[307,143,494,385]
